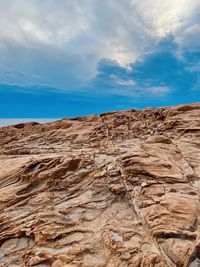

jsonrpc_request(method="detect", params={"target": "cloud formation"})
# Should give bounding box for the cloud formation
[0,0,200,93]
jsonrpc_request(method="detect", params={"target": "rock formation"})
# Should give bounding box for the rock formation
[0,103,200,267]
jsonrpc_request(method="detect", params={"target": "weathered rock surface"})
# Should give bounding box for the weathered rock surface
[0,103,200,266]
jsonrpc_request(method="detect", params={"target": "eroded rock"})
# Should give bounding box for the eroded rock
[0,103,200,266]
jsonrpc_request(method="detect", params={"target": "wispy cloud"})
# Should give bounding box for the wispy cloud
[146,86,170,95]
[0,0,199,96]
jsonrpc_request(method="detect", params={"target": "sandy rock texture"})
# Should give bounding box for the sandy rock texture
[0,103,200,267]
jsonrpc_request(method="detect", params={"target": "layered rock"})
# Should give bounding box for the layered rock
[0,103,200,266]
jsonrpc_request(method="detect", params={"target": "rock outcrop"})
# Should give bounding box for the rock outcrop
[0,103,200,267]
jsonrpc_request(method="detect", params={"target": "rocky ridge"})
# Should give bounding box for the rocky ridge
[0,103,200,266]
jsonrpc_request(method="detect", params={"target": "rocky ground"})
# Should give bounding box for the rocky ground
[0,103,200,267]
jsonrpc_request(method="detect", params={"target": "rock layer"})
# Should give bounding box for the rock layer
[0,103,200,266]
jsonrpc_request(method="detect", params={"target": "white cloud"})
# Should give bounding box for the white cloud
[110,74,136,87]
[133,0,199,37]
[177,24,200,51]
[146,86,171,95]
[116,79,136,87]
[0,0,93,46]
[0,0,199,91]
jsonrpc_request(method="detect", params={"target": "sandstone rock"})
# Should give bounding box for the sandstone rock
[0,103,200,266]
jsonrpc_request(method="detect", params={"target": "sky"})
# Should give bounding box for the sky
[0,0,200,118]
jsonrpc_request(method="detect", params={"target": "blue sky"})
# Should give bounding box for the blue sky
[0,0,200,117]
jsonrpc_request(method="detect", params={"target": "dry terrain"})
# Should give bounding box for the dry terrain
[0,103,200,266]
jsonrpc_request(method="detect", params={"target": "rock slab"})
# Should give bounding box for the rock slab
[0,103,200,266]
